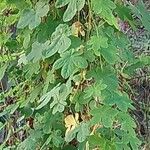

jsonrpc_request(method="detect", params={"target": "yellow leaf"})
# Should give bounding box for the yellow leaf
[72,21,85,37]
[65,113,79,134]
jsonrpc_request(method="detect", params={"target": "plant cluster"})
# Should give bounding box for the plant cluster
[0,0,150,149]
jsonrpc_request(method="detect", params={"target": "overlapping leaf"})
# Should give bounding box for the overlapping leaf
[87,66,119,91]
[17,0,49,29]
[131,0,150,32]
[101,43,118,64]
[104,92,134,112]
[53,49,88,79]
[0,64,8,80]
[27,41,50,62]
[77,122,90,142]
[50,84,71,114]
[44,24,71,58]
[36,84,60,110]
[89,35,108,56]
[55,0,85,22]
[89,34,119,64]
[64,113,90,143]
[84,80,107,99]
[36,83,71,114]
[23,62,40,78]
[90,105,118,128]
[91,0,118,28]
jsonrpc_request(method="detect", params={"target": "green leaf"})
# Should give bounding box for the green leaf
[76,0,85,11]
[90,35,108,49]
[92,0,116,14]
[65,127,79,143]
[131,0,150,32]
[43,70,55,94]
[23,62,40,78]
[63,0,77,22]
[21,85,42,107]
[53,57,65,70]
[18,54,28,65]
[61,61,77,79]
[89,33,120,64]
[42,112,52,134]
[23,31,30,49]
[91,0,118,28]
[124,55,150,75]
[27,41,50,62]
[17,9,41,30]
[87,66,118,91]
[35,0,49,17]
[37,83,70,114]
[53,49,88,79]
[117,112,137,132]
[10,103,19,115]
[73,56,88,68]
[84,80,107,99]
[55,0,85,22]
[129,135,141,150]
[50,83,71,114]
[6,0,31,10]
[90,106,118,128]
[89,135,106,149]
[83,48,95,62]
[0,64,7,80]
[52,130,64,147]
[17,9,34,29]
[36,84,60,110]
[72,91,91,109]
[77,122,90,142]
[115,131,141,150]
[89,35,108,56]
[100,44,118,64]
[17,0,49,30]
[115,4,133,21]
[55,0,70,7]
[44,24,71,58]
[104,92,133,112]
[17,130,43,150]
[50,96,67,114]
[139,55,150,65]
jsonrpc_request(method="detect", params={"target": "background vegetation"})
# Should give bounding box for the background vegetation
[0,0,149,149]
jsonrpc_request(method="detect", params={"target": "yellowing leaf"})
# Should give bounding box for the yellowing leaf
[65,113,79,134]
[72,21,85,37]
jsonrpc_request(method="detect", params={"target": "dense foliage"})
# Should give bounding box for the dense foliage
[0,0,150,149]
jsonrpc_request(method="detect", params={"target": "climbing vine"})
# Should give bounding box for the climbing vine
[0,0,149,149]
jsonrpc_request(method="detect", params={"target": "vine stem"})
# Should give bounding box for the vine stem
[87,0,99,37]
[87,0,103,70]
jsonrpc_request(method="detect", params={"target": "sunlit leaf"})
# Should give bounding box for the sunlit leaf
[56,0,85,22]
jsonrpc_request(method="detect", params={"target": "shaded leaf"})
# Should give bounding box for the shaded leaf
[0,64,8,81]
